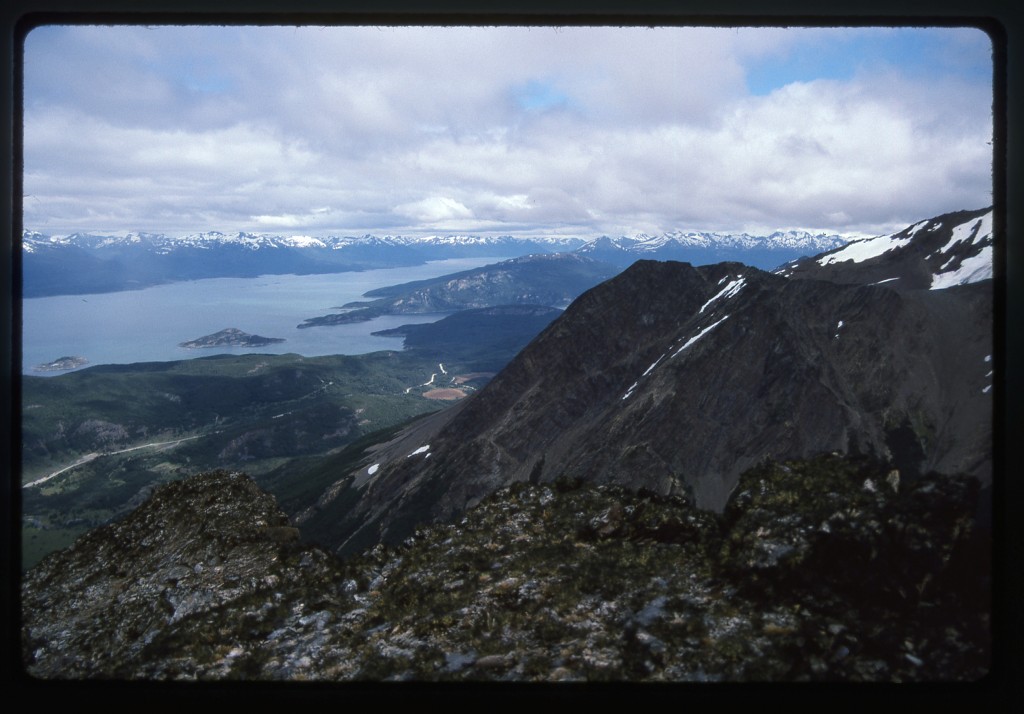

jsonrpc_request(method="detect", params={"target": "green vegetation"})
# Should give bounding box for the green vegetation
[298,254,617,328]
[22,525,92,571]
[19,350,451,566]
[20,293,572,567]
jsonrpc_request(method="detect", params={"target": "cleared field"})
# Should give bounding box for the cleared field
[423,388,467,401]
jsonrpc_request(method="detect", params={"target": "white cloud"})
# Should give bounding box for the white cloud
[396,196,474,224]
[22,25,993,237]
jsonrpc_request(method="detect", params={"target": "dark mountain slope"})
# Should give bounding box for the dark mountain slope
[304,256,991,556]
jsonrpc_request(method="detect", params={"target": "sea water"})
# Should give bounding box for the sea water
[21,258,506,376]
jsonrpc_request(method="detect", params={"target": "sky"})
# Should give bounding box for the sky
[21,24,994,239]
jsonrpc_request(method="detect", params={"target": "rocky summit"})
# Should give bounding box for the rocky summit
[21,460,988,682]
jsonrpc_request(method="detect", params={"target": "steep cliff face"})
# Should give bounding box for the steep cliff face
[314,256,990,554]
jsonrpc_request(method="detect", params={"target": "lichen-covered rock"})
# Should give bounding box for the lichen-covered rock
[720,455,983,611]
[21,471,347,679]
[21,460,989,682]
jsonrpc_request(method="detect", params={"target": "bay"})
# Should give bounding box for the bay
[21,258,507,376]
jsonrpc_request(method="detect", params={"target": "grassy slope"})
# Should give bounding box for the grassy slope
[19,351,448,567]
[20,301,563,568]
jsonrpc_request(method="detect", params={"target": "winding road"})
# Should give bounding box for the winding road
[23,433,210,489]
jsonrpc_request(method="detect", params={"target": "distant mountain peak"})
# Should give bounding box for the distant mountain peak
[574,229,847,271]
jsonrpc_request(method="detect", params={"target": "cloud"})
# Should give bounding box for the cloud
[21,25,993,237]
[395,196,474,224]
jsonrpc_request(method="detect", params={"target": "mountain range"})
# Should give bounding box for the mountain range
[21,227,848,297]
[296,207,994,557]
[576,229,846,269]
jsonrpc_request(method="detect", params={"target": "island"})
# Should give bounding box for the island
[179,328,285,349]
[32,356,88,372]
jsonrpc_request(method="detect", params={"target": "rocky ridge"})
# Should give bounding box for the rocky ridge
[21,460,988,681]
[780,206,994,290]
[303,256,991,556]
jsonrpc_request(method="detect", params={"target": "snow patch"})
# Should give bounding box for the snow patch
[284,235,327,248]
[624,353,668,400]
[871,277,899,285]
[905,220,931,239]
[982,385,992,394]
[935,211,993,256]
[817,231,913,266]
[672,315,729,358]
[984,355,992,362]
[407,445,430,457]
[699,278,745,314]
[368,463,379,475]
[930,244,992,290]
[642,354,665,377]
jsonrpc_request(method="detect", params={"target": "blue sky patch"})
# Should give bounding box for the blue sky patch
[745,27,992,96]
[513,79,572,112]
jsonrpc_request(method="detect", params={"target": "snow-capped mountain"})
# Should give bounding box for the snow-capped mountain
[575,229,847,270]
[19,231,589,298]
[21,225,848,298]
[779,207,994,291]
[22,231,586,253]
[636,229,846,252]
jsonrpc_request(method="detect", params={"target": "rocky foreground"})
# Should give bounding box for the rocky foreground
[21,457,989,682]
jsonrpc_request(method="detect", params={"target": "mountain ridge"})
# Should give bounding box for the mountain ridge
[296,207,993,556]
[21,461,988,681]
[779,206,994,290]
[22,226,852,297]
[297,253,618,328]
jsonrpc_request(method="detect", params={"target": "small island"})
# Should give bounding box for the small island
[179,328,286,349]
[32,355,88,372]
